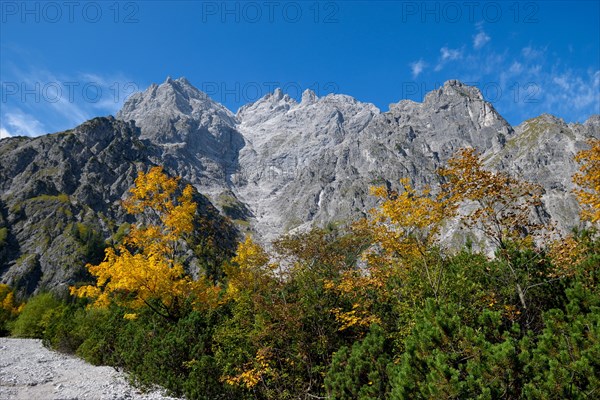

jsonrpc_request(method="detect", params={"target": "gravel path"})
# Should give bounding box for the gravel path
[0,338,181,400]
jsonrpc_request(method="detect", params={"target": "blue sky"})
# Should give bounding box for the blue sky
[1,1,599,137]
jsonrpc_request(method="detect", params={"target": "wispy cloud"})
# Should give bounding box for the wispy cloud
[1,57,141,136]
[521,46,545,60]
[435,47,463,71]
[547,70,600,111]
[508,62,523,75]
[473,27,491,49]
[411,26,599,124]
[441,47,462,61]
[1,110,46,136]
[410,59,427,78]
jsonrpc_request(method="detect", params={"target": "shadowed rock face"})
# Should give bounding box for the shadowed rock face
[1,77,598,295]
[0,116,237,297]
[0,118,148,295]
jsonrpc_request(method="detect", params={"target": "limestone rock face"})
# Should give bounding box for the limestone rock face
[1,77,598,295]
[234,88,381,239]
[233,80,514,240]
[117,77,244,196]
[485,113,600,231]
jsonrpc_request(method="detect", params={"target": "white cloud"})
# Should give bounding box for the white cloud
[552,75,571,91]
[509,62,523,74]
[2,63,140,136]
[3,110,46,136]
[441,47,462,61]
[435,47,463,71]
[547,70,600,110]
[0,127,12,139]
[521,46,545,60]
[473,31,490,49]
[410,59,427,78]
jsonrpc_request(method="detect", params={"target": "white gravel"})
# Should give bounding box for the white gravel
[0,338,182,400]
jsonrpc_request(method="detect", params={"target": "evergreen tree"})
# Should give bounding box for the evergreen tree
[325,324,392,399]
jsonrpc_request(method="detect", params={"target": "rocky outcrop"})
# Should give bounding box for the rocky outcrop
[485,113,600,230]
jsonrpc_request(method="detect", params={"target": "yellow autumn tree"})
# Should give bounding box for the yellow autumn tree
[439,147,544,250]
[1,284,24,333]
[573,138,600,224]
[369,178,454,261]
[71,166,217,320]
[439,148,547,311]
[323,178,455,333]
[367,178,456,299]
[547,139,600,280]
[221,235,280,389]
[224,235,275,300]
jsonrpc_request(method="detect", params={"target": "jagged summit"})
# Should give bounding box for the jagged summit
[116,77,244,192]
[301,89,318,105]
[163,76,211,102]
[114,78,521,242]
[441,79,484,98]
[117,77,237,143]
[236,86,380,129]
[236,88,297,127]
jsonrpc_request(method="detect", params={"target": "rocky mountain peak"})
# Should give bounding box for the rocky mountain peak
[383,79,512,158]
[117,76,237,140]
[236,88,297,127]
[116,78,244,193]
[301,89,318,105]
[584,114,600,128]
[163,76,209,102]
[512,114,571,140]
[423,79,485,105]
[269,88,295,104]
[529,113,566,125]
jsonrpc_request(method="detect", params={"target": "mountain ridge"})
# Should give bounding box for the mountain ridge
[1,77,598,295]
[113,77,599,243]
